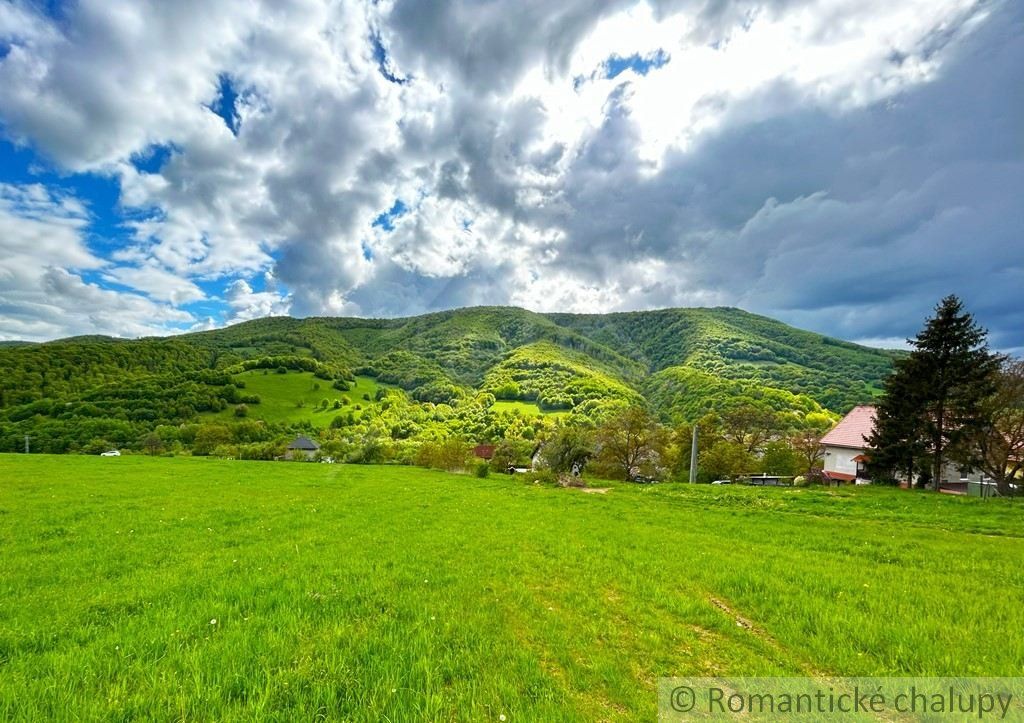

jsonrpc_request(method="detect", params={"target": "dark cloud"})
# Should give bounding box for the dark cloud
[518,0,1024,348]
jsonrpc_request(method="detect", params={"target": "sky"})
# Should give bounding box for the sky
[0,0,1021,351]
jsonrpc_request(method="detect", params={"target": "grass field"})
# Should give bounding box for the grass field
[490,400,567,417]
[1,455,1022,720]
[203,372,386,427]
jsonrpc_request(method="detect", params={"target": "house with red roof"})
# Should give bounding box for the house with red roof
[820,404,992,492]
[820,405,876,483]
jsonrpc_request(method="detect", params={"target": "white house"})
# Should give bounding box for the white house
[820,404,991,492]
[820,405,875,483]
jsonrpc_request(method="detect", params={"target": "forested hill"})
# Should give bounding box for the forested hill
[0,306,896,454]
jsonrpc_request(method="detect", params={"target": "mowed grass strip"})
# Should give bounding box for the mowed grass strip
[0,455,1022,721]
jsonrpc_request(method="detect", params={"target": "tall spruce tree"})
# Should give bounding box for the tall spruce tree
[868,356,928,484]
[868,296,1000,489]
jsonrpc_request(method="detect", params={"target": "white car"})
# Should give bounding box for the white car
[100,450,121,457]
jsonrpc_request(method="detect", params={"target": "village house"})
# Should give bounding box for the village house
[820,404,993,493]
[285,435,320,461]
[820,405,876,484]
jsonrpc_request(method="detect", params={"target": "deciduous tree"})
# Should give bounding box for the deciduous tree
[540,424,594,475]
[593,407,667,481]
[969,358,1024,495]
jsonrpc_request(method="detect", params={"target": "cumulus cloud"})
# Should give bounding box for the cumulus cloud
[102,264,206,305]
[0,0,1020,351]
[0,183,196,340]
[224,278,291,323]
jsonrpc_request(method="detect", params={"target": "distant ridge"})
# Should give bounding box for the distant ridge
[0,306,896,453]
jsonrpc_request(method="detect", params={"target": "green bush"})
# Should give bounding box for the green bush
[529,469,559,486]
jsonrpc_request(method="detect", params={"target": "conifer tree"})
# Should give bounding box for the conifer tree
[868,296,1000,489]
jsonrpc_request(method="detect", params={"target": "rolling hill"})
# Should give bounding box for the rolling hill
[0,306,896,454]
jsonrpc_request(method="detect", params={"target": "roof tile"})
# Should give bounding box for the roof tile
[820,405,876,450]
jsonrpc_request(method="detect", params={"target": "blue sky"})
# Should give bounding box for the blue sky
[0,0,1021,352]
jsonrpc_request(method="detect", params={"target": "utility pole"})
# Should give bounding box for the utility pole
[24,435,31,454]
[688,424,698,483]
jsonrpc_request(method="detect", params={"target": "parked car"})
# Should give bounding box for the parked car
[99,450,121,457]
[711,479,732,485]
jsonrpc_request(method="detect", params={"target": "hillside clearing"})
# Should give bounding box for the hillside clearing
[202,372,387,427]
[489,400,567,417]
[1,455,1021,720]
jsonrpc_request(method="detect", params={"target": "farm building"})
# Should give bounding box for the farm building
[285,435,320,461]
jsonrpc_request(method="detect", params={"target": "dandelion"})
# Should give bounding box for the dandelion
[500,715,507,721]
[210,618,218,625]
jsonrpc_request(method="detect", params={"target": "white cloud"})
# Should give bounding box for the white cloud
[0,0,1019,350]
[102,264,206,304]
[0,0,257,169]
[224,278,291,322]
[0,183,195,340]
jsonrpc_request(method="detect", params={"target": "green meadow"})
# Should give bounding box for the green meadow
[489,400,567,417]
[203,372,387,426]
[1,455,1022,721]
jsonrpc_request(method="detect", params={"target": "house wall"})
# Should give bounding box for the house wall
[822,445,860,476]
[940,464,986,485]
[825,443,990,487]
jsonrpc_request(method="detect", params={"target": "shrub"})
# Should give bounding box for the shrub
[475,461,490,478]
[234,404,249,418]
[529,470,559,486]
[416,438,472,472]
[802,469,828,486]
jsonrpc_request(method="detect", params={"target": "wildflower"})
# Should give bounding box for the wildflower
[210,618,217,625]
[500,715,507,721]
